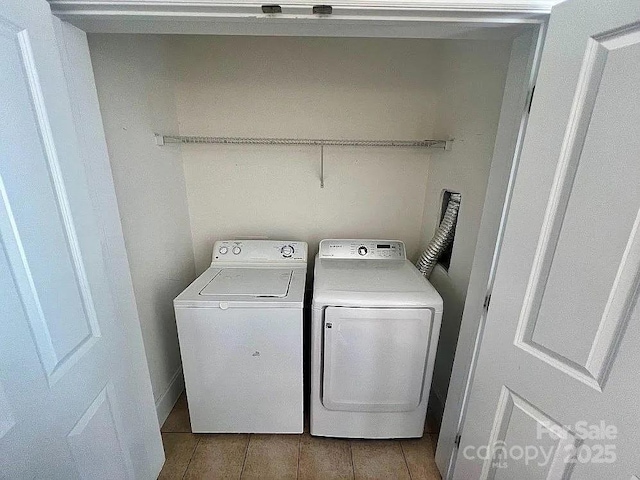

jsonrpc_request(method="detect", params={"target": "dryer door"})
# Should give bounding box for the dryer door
[322,307,432,412]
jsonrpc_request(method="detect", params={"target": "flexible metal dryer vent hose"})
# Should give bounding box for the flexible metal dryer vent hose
[416,193,462,278]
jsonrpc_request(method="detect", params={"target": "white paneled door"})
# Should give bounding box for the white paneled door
[454,0,640,478]
[0,1,163,478]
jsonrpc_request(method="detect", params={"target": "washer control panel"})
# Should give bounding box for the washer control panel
[212,240,307,263]
[318,239,405,260]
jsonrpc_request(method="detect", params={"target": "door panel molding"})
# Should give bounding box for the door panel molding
[67,383,134,480]
[481,387,581,480]
[0,14,100,386]
[0,382,16,440]
[514,22,640,392]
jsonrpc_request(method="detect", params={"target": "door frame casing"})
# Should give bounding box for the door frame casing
[49,0,551,39]
[435,24,546,478]
[47,1,550,477]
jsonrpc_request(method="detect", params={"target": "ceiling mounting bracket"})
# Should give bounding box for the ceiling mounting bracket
[312,5,333,15]
[261,5,282,14]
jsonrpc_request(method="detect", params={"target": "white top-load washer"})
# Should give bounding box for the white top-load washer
[311,239,443,438]
[174,239,307,433]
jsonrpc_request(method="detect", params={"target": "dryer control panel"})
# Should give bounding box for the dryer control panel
[212,240,308,264]
[318,239,405,260]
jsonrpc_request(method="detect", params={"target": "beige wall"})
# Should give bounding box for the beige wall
[182,146,432,273]
[172,36,442,273]
[89,34,511,421]
[89,35,195,422]
[419,40,512,410]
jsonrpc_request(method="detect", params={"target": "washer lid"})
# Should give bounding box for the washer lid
[199,268,293,297]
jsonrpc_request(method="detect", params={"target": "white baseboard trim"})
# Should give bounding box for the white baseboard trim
[155,367,184,427]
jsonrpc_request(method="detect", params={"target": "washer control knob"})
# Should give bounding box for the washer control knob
[232,246,242,255]
[218,246,229,255]
[358,246,368,256]
[281,245,294,257]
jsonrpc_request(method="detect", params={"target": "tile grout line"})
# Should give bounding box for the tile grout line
[239,433,251,479]
[181,433,201,480]
[296,433,302,479]
[349,441,356,480]
[400,441,413,480]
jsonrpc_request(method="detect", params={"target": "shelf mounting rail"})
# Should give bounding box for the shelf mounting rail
[154,134,452,187]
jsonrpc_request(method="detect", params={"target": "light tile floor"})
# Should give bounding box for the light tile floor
[159,393,441,479]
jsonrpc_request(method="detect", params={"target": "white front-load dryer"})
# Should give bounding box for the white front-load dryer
[174,240,307,433]
[310,239,443,438]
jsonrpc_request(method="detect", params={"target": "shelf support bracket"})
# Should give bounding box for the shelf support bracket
[320,145,325,188]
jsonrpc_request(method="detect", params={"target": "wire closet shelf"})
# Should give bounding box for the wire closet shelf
[154,134,451,149]
[154,134,452,188]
